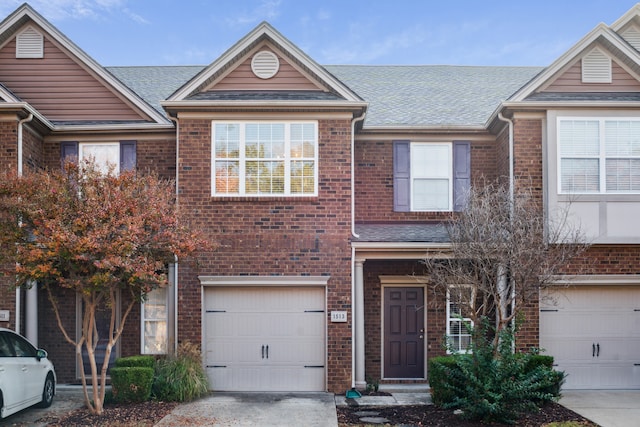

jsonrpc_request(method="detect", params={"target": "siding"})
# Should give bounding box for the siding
[205,47,321,92]
[543,59,640,92]
[0,27,145,121]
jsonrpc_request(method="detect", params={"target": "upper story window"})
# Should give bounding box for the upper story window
[558,118,640,194]
[393,140,470,212]
[212,121,318,197]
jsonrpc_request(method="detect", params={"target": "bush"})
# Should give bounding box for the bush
[436,318,565,424]
[110,366,154,403]
[152,341,209,402]
[428,355,463,406]
[115,355,156,369]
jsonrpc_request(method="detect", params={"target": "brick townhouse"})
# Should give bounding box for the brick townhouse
[1,3,639,392]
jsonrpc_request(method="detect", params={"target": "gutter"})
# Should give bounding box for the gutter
[16,113,33,334]
[351,111,366,238]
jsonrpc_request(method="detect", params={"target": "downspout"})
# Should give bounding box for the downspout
[16,113,33,335]
[350,111,365,388]
[167,114,179,355]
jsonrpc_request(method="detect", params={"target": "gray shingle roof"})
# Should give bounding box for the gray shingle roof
[106,65,543,128]
[186,90,345,101]
[526,92,640,102]
[354,223,450,243]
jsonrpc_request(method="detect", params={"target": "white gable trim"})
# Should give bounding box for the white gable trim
[16,25,43,58]
[581,47,612,83]
[0,4,171,125]
[611,4,640,32]
[168,22,362,103]
[509,24,640,102]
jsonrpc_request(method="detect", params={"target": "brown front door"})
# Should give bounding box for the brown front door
[384,287,425,378]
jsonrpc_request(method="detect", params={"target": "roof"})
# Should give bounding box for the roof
[354,223,450,243]
[107,65,542,128]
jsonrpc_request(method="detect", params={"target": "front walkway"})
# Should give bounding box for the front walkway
[560,390,640,427]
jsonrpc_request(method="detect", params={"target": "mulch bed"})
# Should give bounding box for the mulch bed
[337,402,599,426]
[43,400,178,427]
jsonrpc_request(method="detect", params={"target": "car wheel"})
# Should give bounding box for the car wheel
[37,374,55,408]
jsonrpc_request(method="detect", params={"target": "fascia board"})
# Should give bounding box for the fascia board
[0,102,53,128]
[0,5,170,125]
[51,123,175,132]
[168,22,362,103]
[611,4,640,31]
[509,24,631,102]
[501,100,640,109]
[0,86,20,102]
[359,125,487,133]
[161,100,368,110]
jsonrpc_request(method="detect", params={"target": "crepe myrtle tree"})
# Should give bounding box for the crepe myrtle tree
[0,160,206,415]
[426,181,588,353]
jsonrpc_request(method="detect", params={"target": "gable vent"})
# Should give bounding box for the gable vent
[581,47,611,83]
[251,51,280,79]
[622,26,640,51]
[16,26,43,59]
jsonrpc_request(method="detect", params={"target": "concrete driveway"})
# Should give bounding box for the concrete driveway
[560,390,640,427]
[155,392,337,427]
[0,386,85,427]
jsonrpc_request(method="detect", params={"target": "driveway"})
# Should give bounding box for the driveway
[0,386,85,427]
[155,392,337,427]
[560,390,640,427]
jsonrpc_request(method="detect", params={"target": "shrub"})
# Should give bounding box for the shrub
[428,355,462,406]
[115,355,156,369]
[152,341,209,402]
[437,318,565,424]
[110,366,154,403]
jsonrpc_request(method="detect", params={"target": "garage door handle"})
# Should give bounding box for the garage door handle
[597,343,600,357]
[262,345,265,359]
[266,345,269,359]
[593,343,595,357]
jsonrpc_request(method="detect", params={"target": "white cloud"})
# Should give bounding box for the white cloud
[0,0,148,25]
[224,0,282,27]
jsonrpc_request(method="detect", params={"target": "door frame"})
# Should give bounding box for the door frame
[380,276,427,380]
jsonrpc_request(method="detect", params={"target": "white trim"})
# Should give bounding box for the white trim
[15,25,42,58]
[550,274,640,285]
[251,50,279,79]
[581,47,612,83]
[198,275,330,287]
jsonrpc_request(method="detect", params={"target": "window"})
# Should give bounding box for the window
[446,287,474,353]
[558,118,640,194]
[393,140,470,212]
[61,140,136,173]
[212,121,318,196]
[142,287,168,354]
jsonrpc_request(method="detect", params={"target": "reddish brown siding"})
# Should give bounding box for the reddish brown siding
[176,117,354,393]
[0,25,146,121]
[206,46,321,92]
[543,59,640,92]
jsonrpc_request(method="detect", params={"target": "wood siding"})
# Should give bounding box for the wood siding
[0,31,145,121]
[206,47,322,92]
[543,59,640,92]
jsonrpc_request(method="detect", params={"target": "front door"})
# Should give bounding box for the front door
[384,287,425,378]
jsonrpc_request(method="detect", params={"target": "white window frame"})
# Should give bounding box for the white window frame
[141,287,169,355]
[557,117,640,194]
[410,142,453,211]
[211,121,318,197]
[446,287,474,354]
[79,142,120,175]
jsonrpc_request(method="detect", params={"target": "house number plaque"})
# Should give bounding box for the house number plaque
[331,311,347,322]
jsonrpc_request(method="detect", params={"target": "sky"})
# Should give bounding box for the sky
[0,0,638,67]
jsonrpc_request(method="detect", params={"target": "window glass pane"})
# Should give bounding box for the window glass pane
[143,321,167,354]
[413,178,449,210]
[215,161,239,193]
[291,123,316,158]
[560,158,599,193]
[606,159,640,192]
[291,160,315,194]
[80,144,119,174]
[558,120,599,156]
[214,124,239,158]
[412,144,449,178]
[246,161,284,194]
[605,121,640,156]
[143,288,168,355]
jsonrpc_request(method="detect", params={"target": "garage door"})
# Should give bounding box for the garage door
[203,286,325,391]
[540,286,640,389]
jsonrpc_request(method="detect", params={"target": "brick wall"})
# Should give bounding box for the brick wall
[354,138,498,222]
[0,119,17,330]
[362,260,447,383]
[176,117,354,393]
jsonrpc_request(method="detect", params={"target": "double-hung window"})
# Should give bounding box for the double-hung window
[61,140,137,173]
[558,118,640,194]
[446,287,474,353]
[393,140,470,212]
[212,121,318,196]
[141,287,168,354]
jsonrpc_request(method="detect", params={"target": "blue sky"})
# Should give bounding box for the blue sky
[1,0,638,67]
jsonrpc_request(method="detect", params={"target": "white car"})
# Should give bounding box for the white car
[0,328,56,419]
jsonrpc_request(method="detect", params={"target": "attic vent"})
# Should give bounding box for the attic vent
[622,26,640,51]
[251,51,280,79]
[16,26,43,59]
[581,47,611,83]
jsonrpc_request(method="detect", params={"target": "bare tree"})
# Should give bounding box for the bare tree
[426,181,588,351]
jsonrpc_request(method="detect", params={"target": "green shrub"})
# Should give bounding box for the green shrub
[152,342,209,402]
[115,355,156,369]
[437,318,565,424]
[428,355,463,406]
[110,366,154,403]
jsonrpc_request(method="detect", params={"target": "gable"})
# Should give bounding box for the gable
[205,44,323,92]
[0,23,147,122]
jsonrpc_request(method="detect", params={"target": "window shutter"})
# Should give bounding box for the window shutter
[453,141,471,212]
[60,141,78,167]
[120,140,137,172]
[393,140,411,212]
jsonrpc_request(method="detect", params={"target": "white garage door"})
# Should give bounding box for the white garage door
[540,286,640,389]
[203,286,326,392]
